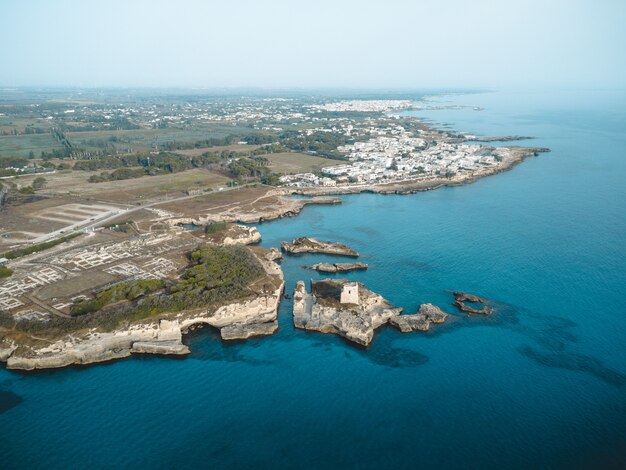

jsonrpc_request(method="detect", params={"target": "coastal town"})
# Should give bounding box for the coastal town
[279,129,511,188]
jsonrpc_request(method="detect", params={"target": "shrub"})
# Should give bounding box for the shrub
[205,222,227,234]
[0,266,13,278]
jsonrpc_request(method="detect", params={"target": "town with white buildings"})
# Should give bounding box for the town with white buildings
[280,124,506,188]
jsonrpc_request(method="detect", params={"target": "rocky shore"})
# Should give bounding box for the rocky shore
[467,135,534,142]
[281,237,359,257]
[305,262,368,273]
[233,195,342,224]
[205,224,261,246]
[164,195,342,226]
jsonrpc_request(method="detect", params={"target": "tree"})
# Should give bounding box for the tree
[32,176,47,190]
[18,186,34,194]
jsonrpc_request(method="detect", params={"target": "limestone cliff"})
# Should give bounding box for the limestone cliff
[2,249,284,371]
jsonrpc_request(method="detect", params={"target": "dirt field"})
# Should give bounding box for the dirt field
[155,185,274,217]
[0,169,229,247]
[36,270,117,300]
[12,168,229,204]
[173,144,261,156]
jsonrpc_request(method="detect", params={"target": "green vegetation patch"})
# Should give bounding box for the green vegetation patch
[1,233,83,260]
[167,245,265,304]
[204,222,227,234]
[0,245,268,338]
[70,279,166,316]
[91,244,265,317]
[0,266,13,278]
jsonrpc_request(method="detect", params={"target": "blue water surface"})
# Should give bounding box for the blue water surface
[1,89,625,469]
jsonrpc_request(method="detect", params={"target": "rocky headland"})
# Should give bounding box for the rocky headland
[281,237,359,257]
[292,279,401,346]
[0,246,284,370]
[204,223,262,246]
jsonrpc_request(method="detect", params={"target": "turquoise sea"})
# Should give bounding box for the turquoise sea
[1,90,625,469]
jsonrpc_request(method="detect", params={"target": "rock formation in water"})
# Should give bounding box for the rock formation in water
[389,303,448,332]
[293,279,401,346]
[281,237,359,257]
[452,291,492,315]
[305,262,368,273]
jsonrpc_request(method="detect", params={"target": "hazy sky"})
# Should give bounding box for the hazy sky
[1,0,625,89]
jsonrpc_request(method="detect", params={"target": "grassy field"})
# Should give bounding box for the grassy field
[0,133,62,158]
[263,152,343,173]
[66,124,255,152]
[0,124,258,158]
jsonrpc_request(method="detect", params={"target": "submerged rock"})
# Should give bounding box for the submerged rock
[306,262,368,273]
[389,303,448,333]
[281,237,359,257]
[220,320,278,340]
[452,291,492,315]
[293,279,401,347]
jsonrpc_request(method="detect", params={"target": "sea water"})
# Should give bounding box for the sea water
[1,89,625,469]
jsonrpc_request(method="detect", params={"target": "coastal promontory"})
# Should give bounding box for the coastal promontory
[292,279,401,346]
[0,243,284,370]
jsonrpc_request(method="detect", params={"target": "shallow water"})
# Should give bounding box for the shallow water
[1,89,625,469]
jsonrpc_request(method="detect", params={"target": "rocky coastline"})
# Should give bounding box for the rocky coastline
[1,247,284,371]
[164,195,342,227]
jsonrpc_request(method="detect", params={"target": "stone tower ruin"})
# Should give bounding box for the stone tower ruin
[340,282,359,305]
